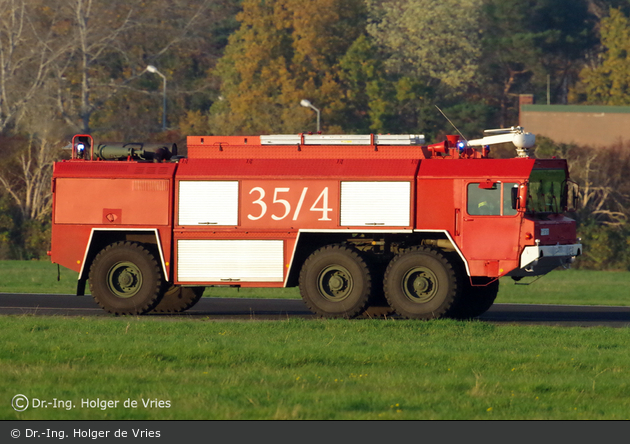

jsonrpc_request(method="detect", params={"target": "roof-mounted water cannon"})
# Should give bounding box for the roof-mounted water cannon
[467,126,535,158]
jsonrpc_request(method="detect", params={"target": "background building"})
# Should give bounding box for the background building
[519,96,630,147]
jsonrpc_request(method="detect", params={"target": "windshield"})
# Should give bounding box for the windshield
[526,168,566,213]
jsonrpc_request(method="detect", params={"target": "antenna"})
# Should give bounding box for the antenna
[435,105,467,141]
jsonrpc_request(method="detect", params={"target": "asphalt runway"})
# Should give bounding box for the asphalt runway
[1,293,630,327]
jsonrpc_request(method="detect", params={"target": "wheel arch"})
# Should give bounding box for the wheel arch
[285,231,348,288]
[88,240,165,315]
[284,229,470,288]
[413,229,471,278]
[78,229,168,291]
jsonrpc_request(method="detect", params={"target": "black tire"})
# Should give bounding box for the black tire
[451,279,499,319]
[299,244,372,318]
[152,286,205,313]
[383,247,461,319]
[89,241,164,315]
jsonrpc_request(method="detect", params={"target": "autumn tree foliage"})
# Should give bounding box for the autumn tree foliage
[210,0,369,135]
[0,0,239,258]
[367,0,482,93]
[0,0,627,265]
[579,8,630,105]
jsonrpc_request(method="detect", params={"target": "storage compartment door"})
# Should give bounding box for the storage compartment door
[178,181,239,226]
[177,239,284,282]
[340,181,411,226]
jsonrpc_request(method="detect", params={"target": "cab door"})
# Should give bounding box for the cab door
[458,180,522,275]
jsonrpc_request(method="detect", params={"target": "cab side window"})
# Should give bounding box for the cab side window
[503,183,518,216]
[468,184,500,215]
[467,182,519,216]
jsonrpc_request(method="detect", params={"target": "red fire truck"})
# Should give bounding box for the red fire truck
[50,128,582,319]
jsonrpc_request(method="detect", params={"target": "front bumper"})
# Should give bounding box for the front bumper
[506,243,583,277]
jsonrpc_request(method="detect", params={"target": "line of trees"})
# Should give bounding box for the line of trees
[0,0,240,258]
[0,0,629,270]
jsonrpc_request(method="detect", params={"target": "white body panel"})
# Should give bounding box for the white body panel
[177,240,284,282]
[178,181,238,226]
[340,181,411,226]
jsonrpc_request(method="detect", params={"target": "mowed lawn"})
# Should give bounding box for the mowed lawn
[1,317,630,420]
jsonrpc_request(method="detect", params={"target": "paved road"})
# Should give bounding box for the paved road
[1,293,629,327]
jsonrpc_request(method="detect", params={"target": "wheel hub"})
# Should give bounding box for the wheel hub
[402,266,438,303]
[413,276,430,293]
[328,274,345,291]
[119,270,134,287]
[107,261,143,299]
[318,265,353,302]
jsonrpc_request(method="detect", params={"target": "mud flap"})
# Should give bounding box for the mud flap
[76,279,86,296]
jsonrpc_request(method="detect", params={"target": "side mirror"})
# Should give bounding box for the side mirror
[567,181,579,212]
[511,183,527,211]
[518,183,527,212]
[511,186,518,210]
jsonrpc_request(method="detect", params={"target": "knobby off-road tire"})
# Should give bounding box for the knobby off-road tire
[299,244,372,318]
[451,279,499,319]
[152,286,205,313]
[89,241,164,315]
[383,247,461,320]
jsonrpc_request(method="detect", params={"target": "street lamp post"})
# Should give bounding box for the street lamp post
[300,99,320,133]
[146,65,167,131]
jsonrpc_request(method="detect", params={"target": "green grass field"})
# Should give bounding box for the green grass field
[1,317,630,420]
[1,260,628,306]
[1,261,629,420]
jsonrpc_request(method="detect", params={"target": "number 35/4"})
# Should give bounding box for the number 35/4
[246,185,334,223]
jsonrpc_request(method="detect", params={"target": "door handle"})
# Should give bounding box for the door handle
[455,208,460,236]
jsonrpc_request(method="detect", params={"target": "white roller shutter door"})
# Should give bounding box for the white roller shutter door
[178,181,239,226]
[340,181,411,226]
[177,240,284,282]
